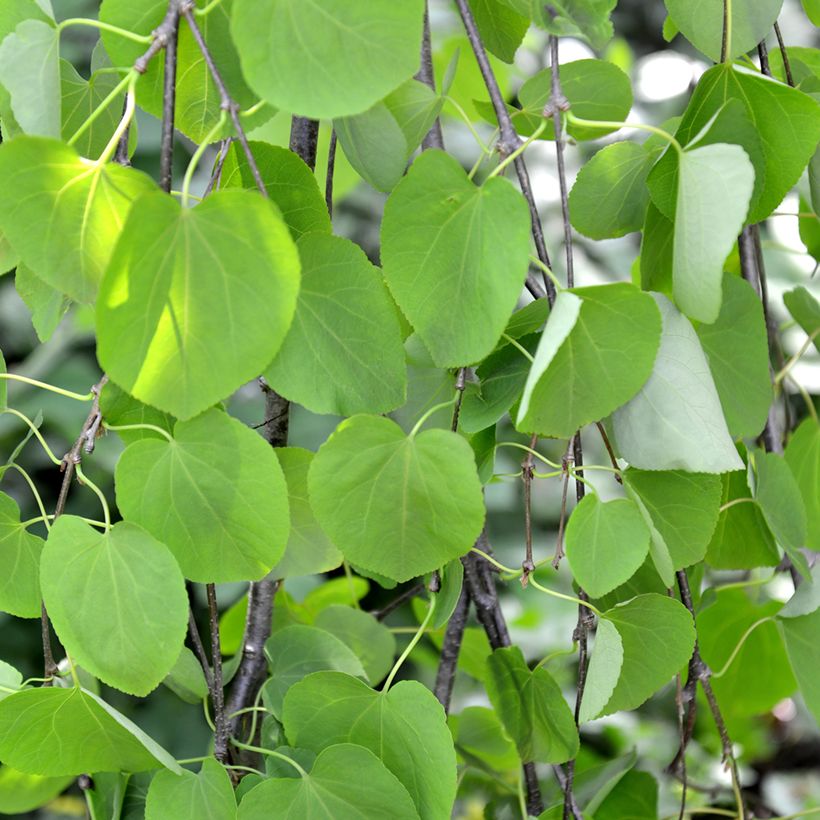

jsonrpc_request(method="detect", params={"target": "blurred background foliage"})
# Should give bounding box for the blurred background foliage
[1,0,819,817]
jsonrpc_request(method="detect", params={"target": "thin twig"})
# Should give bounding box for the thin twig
[158,3,180,193]
[416,1,445,151]
[552,437,575,569]
[187,605,213,688]
[773,22,794,86]
[203,138,231,197]
[325,129,337,217]
[521,434,538,585]
[453,0,554,304]
[433,585,470,711]
[595,422,622,483]
[371,582,426,621]
[451,368,467,433]
[206,584,229,764]
[180,2,266,196]
[720,0,729,63]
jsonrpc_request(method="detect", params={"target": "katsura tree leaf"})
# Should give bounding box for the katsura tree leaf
[485,646,579,764]
[565,494,651,599]
[569,141,658,239]
[283,672,457,820]
[0,491,43,618]
[266,448,342,580]
[578,618,623,723]
[451,706,520,772]
[264,625,367,717]
[802,0,820,25]
[780,564,820,619]
[221,141,331,240]
[381,150,531,367]
[264,233,406,416]
[594,770,658,820]
[663,0,784,62]
[532,0,616,50]
[784,286,820,355]
[0,20,59,137]
[231,0,425,120]
[517,284,662,438]
[96,190,300,420]
[101,0,264,143]
[779,608,820,727]
[798,199,820,263]
[468,0,529,63]
[0,767,73,815]
[0,687,181,776]
[115,408,290,583]
[699,588,795,716]
[40,517,188,697]
[0,137,156,303]
[752,449,810,578]
[0,230,18,274]
[314,606,397,686]
[694,274,771,438]
[14,264,70,343]
[639,202,674,295]
[706,468,780,569]
[505,59,631,140]
[785,419,820,550]
[622,469,721,570]
[658,65,820,222]
[162,647,209,705]
[672,144,754,324]
[308,415,485,583]
[611,294,743,473]
[237,744,420,820]
[588,594,695,718]
[146,758,236,820]
[99,382,176,446]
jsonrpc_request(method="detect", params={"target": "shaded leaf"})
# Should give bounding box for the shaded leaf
[785,419,820,551]
[146,758,236,820]
[0,491,43,618]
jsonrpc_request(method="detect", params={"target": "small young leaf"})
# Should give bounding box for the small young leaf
[283,672,456,819]
[0,687,181,776]
[97,190,300,420]
[115,409,290,583]
[518,284,662,438]
[785,419,820,551]
[485,646,579,764]
[611,294,743,473]
[264,233,406,416]
[40,517,188,697]
[146,758,236,820]
[231,0,425,120]
[308,415,485,583]
[382,150,531,367]
[565,494,651,599]
[0,137,156,303]
[237,744,419,820]
[0,491,44,618]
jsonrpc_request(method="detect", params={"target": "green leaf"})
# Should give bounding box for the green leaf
[485,646,579,764]
[283,672,457,820]
[694,274,772,438]
[302,577,370,617]
[586,594,695,718]
[706,468,780,569]
[639,203,674,295]
[146,758,236,820]
[237,744,420,819]
[264,233,406,416]
[264,625,367,717]
[0,491,43,618]
[611,294,743,473]
[0,20,59,137]
[0,660,22,699]
[517,284,662,438]
[803,0,820,24]
[221,141,331,240]
[162,648,209,705]
[785,419,820,551]
[432,559,466,628]
[663,0,784,62]
[0,686,181,776]
[231,0,425,120]
[0,137,156,303]
[382,150,530,367]
[99,382,176,446]
[699,588,795,716]
[578,618,623,723]
[569,141,658,239]
[40,517,188,696]
[533,0,616,50]
[752,449,809,578]
[565,494,651,598]
[798,200,820,263]
[779,608,820,727]
[14,264,70,343]
[622,469,721,570]
[781,564,820,619]
[101,0,264,143]
[0,766,72,815]
[783,286,820,355]
[97,190,300,420]
[314,606,397,686]
[468,0,529,63]
[594,770,658,820]
[308,415,485,583]
[451,706,520,772]
[115,408,290,583]
[672,144,754,324]
[0,349,5,408]
[266,447,342,580]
